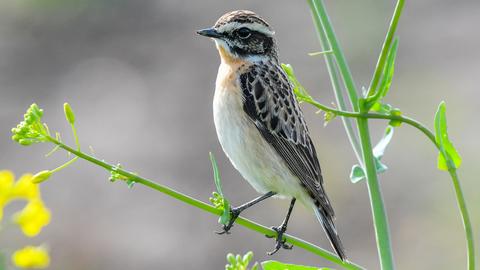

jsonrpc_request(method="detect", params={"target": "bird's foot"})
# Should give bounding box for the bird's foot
[266,225,293,255]
[215,208,241,235]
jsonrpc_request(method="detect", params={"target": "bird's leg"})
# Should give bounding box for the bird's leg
[266,198,296,255]
[216,191,276,235]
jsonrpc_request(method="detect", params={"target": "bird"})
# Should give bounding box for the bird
[197,10,346,260]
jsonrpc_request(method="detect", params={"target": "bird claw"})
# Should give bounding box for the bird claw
[215,224,232,235]
[266,226,292,255]
[215,208,240,235]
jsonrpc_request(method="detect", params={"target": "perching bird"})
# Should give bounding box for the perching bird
[197,10,346,260]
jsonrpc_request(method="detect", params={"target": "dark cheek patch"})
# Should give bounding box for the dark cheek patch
[232,33,273,56]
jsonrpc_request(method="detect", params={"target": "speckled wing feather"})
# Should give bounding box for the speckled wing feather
[240,62,334,217]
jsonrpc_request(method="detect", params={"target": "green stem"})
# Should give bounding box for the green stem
[308,1,396,268]
[307,0,363,165]
[305,99,436,146]
[308,98,475,269]
[449,169,475,270]
[309,0,359,109]
[0,252,5,270]
[44,136,364,270]
[357,119,395,269]
[70,123,80,150]
[51,156,78,174]
[367,0,405,97]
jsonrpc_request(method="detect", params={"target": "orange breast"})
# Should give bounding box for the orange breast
[216,45,251,93]
[217,45,252,92]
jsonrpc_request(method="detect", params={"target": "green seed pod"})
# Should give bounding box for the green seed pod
[64,103,75,124]
[31,170,52,184]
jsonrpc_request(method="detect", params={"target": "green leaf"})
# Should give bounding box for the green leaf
[350,158,388,184]
[210,152,223,197]
[365,38,399,110]
[378,38,399,100]
[373,126,394,158]
[261,260,331,270]
[350,126,394,183]
[434,102,462,171]
[209,152,231,225]
[374,157,388,173]
[281,63,312,101]
[350,165,366,183]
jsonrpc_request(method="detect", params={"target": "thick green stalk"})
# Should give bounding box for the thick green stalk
[449,169,475,270]
[308,0,395,268]
[357,119,395,269]
[44,136,364,270]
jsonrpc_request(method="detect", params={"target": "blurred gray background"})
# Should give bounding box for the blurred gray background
[0,0,479,269]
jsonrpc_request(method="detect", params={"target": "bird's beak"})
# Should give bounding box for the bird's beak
[196,28,223,38]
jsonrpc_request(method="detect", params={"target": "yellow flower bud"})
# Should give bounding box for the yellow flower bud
[31,170,52,184]
[63,102,75,124]
[12,245,50,269]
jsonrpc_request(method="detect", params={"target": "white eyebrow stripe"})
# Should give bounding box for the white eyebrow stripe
[217,22,275,36]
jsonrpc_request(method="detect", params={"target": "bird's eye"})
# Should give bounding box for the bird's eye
[236,27,251,39]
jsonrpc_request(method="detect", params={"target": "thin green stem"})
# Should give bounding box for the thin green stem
[367,0,405,97]
[304,99,436,146]
[51,157,78,174]
[307,0,363,165]
[308,50,333,56]
[70,123,80,150]
[0,252,5,270]
[449,169,475,270]
[44,135,364,270]
[309,0,359,108]
[357,119,395,269]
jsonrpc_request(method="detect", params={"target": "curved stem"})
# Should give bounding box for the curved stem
[305,99,436,146]
[51,156,78,174]
[44,136,365,270]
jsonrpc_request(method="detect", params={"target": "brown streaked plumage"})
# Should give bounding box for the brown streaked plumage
[214,10,270,29]
[198,10,346,260]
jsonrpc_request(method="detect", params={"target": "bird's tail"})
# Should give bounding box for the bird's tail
[313,206,347,261]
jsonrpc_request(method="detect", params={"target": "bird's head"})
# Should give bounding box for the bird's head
[197,10,278,63]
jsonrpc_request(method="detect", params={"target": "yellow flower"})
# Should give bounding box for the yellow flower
[11,173,39,200]
[13,199,51,237]
[0,170,15,190]
[0,170,15,221]
[12,245,50,269]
